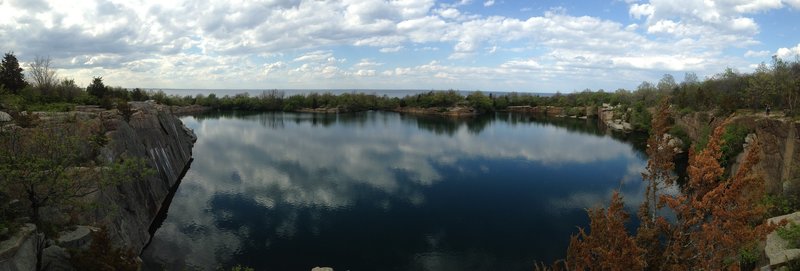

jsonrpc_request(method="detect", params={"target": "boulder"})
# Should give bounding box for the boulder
[57,226,98,250]
[41,245,73,271]
[311,267,334,271]
[0,111,11,122]
[0,224,37,271]
[765,212,800,267]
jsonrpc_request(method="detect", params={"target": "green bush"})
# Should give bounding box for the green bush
[778,222,800,249]
[763,194,799,217]
[669,125,692,152]
[720,124,751,167]
[117,101,133,122]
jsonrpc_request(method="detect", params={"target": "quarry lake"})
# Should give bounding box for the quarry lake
[141,111,649,271]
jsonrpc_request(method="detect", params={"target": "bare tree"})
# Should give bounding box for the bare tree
[27,56,58,90]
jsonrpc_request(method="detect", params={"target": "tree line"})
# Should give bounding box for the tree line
[2,50,800,121]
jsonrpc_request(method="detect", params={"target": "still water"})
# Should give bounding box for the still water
[141,111,648,271]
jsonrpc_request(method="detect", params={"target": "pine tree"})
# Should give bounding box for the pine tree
[636,97,674,270]
[563,108,779,270]
[86,76,106,98]
[0,52,27,94]
[660,120,779,269]
[566,191,646,271]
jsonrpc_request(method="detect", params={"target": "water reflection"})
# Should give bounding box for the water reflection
[142,112,648,271]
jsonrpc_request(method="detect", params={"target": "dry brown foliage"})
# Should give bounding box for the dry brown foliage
[567,191,646,271]
[562,99,778,270]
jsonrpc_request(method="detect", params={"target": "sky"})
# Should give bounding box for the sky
[1,0,799,93]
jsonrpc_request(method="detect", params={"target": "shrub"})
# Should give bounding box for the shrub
[719,124,751,167]
[117,101,133,122]
[669,124,692,152]
[763,194,799,217]
[778,223,800,249]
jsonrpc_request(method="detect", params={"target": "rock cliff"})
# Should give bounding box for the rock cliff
[95,101,196,253]
[676,113,800,196]
[0,101,195,270]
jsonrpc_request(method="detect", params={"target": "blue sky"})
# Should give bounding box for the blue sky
[1,0,799,93]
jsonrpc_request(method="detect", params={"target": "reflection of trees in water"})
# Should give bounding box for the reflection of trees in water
[495,112,648,156]
[193,111,647,155]
[397,114,493,136]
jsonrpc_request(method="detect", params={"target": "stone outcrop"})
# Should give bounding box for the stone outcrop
[0,101,195,270]
[679,114,800,196]
[0,224,37,271]
[765,212,800,267]
[93,101,196,253]
[597,104,633,132]
[0,111,11,122]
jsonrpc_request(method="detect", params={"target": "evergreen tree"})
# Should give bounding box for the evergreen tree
[0,52,27,94]
[87,76,106,98]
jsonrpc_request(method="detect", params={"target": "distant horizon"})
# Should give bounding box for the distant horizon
[151,88,557,98]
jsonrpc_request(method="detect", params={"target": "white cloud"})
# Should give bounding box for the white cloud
[354,59,383,68]
[629,3,654,19]
[264,61,286,75]
[379,46,404,53]
[293,51,334,62]
[776,43,800,60]
[734,0,783,13]
[484,0,495,7]
[438,8,460,19]
[744,50,770,58]
[0,0,794,91]
[786,0,800,9]
[355,69,376,76]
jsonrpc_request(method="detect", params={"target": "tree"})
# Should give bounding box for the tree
[466,91,493,112]
[563,114,779,270]
[746,62,774,111]
[657,74,677,93]
[130,88,148,101]
[27,56,58,91]
[0,52,27,94]
[0,124,151,270]
[773,56,800,116]
[659,120,778,269]
[87,76,107,99]
[636,97,674,269]
[566,191,645,271]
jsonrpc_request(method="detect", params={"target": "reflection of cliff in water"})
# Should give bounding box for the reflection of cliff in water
[496,113,649,156]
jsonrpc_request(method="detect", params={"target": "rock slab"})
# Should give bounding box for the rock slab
[765,211,800,267]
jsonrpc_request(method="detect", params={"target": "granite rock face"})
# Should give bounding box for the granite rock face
[765,212,800,267]
[93,101,196,253]
[0,224,37,271]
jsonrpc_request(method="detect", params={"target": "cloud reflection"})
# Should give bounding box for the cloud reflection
[142,112,648,270]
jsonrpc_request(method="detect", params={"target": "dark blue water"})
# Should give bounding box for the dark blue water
[141,112,648,271]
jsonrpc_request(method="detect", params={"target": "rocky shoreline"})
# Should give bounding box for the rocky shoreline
[0,101,196,270]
